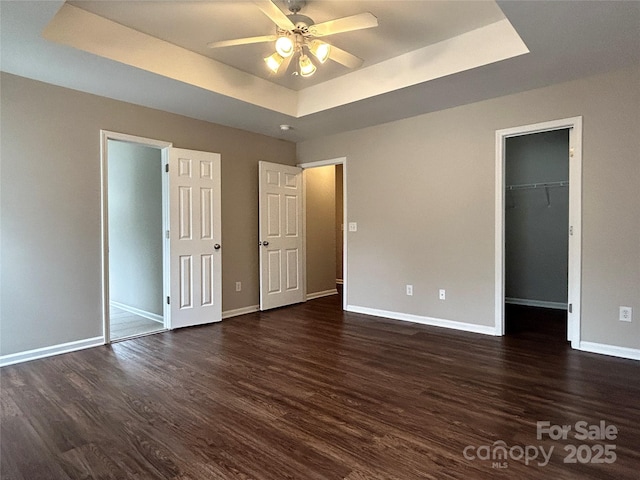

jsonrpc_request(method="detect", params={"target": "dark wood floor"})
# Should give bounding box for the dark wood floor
[2,295,639,479]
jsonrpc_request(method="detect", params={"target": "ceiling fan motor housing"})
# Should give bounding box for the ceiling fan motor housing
[288,14,314,35]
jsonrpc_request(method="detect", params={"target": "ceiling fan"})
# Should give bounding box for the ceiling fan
[207,0,378,77]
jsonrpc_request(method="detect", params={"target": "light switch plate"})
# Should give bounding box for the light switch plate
[348,222,358,232]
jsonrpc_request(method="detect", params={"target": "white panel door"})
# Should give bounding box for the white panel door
[259,161,305,310]
[169,148,222,328]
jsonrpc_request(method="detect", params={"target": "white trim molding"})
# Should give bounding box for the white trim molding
[222,305,260,319]
[346,305,497,336]
[298,157,346,169]
[578,342,640,361]
[505,298,568,310]
[0,336,105,367]
[307,289,339,301]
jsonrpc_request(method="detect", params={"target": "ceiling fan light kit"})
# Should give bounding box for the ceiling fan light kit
[209,0,378,78]
[264,52,285,74]
[298,54,316,77]
[308,39,330,64]
[275,35,294,57]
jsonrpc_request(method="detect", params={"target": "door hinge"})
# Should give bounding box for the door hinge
[569,226,574,236]
[167,296,170,305]
[165,164,169,173]
[166,229,170,239]
[569,147,575,158]
[568,303,573,313]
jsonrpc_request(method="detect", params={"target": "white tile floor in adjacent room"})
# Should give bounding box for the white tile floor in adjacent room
[110,305,165,341]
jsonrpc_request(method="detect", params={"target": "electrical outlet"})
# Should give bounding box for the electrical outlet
[619,306,632,322]
[439,289,446,300]
[235,281,242,292]
[406,285,413,296]
[348,222,358,232]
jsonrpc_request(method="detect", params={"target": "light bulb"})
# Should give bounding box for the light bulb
[264,52,284,74]
[275,36,294,58]
[299,55,316,77]
[308,40,331,64]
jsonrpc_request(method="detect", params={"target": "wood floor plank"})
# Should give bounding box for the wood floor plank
[2,295,639,479]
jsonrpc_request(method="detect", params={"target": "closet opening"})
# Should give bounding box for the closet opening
[504,129,569,341]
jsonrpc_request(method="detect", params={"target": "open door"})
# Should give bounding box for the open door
[169,148,222,328]
[259,161,305,310]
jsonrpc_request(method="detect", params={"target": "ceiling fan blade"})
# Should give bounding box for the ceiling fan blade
[207,35,276,48]
[254,0,295,31]
[328,45,364,69]
[310,12,378,37]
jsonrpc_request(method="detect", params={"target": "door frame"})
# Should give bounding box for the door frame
[100,130,172,343]
[298,157,348,310]
[494,117,582,347]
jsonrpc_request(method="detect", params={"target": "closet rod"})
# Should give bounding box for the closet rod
[506,180,568,191]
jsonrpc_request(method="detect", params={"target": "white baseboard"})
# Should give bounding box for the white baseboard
[506,297,567,310]
[336,279,344,285]
[579,341,640,361]
[307,289,339,300]
[0,336,105,367]
[346,305,497,336]
[222,305,260,319]
[111,301,164,323]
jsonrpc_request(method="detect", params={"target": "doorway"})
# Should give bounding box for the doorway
[257,157,348,311]
[495,117,582,347]
[504,129,569,338]
[300,157,347,310]
[303,163,345,301]
[102,133,171,342]
[108,140,165,339]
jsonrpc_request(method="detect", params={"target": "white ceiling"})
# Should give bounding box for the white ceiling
[1,1,639,142]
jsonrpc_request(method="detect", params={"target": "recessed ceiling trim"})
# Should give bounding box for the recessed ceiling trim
[42,4,527,120]
[42,4,299,116]
[297,19,529,117]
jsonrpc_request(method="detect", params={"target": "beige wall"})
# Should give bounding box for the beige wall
[2,65,638,357]
[0,73,296,356]
[298,65,640,350]
[305,166,337,294]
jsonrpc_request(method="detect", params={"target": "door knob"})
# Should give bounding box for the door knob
[262,241,269,246]
[214,244,221,250]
